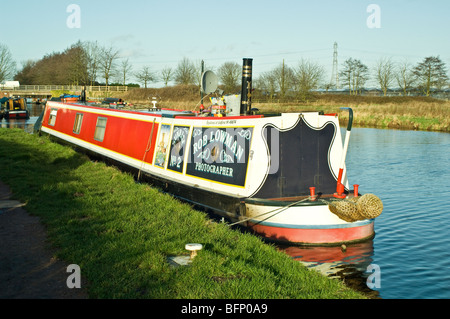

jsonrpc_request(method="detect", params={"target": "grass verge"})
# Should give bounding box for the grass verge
[0,129,366,299]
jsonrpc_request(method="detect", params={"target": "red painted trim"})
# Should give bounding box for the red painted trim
[249,221,374,245]
[174,115,264,120]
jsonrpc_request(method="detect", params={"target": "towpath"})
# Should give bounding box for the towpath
[0,181,88,299]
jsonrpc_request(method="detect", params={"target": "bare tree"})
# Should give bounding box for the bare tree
[99,45,120,86]
[119,58,133,85]
[67,41,89,86]
[218,62,241,93]
[135,66,156,88]
[273,60,295,99]
[295,59,324,99]
[175,57,196,85]
[340,58,369,95]
[0,43,16,82]
[395,60,415,96]
[413,56,449,96]
[160,66,173,86]
[83,41,101,85]
[257,71,277,100]
[375,57,395,96]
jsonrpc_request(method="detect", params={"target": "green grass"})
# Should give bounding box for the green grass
[0,129,366,299]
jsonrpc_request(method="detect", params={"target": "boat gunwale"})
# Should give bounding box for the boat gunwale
[244,194,355,207]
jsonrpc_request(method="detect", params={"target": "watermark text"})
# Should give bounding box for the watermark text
[66,264,81,288]
[66,4,81,29]
[366,4,381,29]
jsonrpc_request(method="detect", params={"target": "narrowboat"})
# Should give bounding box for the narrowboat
[0,97,30,119]
[38,58,383,246]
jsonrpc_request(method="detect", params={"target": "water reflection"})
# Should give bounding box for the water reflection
[279,240,380,298]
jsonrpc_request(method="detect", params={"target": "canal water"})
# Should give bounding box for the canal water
[2,104,449,299]
[281,127,450,299]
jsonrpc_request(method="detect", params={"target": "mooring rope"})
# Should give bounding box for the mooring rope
[191,93,216,112]
[227,197,313,227]
[137,118,156,181]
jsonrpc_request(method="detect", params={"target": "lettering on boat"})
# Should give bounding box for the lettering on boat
[186,126,253,186]
[168,125,190,172]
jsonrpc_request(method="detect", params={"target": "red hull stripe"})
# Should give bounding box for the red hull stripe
[249,218,373,229]
[249,221,375,244]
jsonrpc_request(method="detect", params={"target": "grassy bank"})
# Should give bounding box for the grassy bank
[115,87,449,132]
[0,129,365,299]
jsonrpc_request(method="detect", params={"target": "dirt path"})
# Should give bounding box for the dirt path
[0,181,88,299]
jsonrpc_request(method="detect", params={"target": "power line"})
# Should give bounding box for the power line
[330,42,339,89]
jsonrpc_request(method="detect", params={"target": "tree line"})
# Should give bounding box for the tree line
[258,56,449,98]
[1,41,449,98]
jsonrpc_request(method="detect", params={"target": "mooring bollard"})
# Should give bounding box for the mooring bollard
[185,243,203,259]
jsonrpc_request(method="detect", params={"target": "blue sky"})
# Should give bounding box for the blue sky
[2,0,449,86]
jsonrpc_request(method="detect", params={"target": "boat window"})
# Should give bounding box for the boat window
[73,113,83,134]
[49,109,58,126]
[94,117,107,142]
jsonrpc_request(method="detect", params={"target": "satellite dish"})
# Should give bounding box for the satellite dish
[201,70,218,94]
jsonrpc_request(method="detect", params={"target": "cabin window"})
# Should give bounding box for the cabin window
[73,113,83,134]
[48,109,58,126]
[94,117,107,142]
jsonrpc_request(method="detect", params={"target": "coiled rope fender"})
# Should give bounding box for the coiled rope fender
[328,193,383,222]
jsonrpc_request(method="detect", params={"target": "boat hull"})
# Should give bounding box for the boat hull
[4,110,29,119]
[244,199,375,245]
[248,219,374,245]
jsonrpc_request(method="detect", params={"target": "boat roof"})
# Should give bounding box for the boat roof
[51,101,265,120]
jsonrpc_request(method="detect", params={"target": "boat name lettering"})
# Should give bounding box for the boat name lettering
[206,120,237,125]
[191,127,252,163]
[186,126,253,186]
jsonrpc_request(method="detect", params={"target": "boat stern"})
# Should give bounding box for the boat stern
[244,198,375,246]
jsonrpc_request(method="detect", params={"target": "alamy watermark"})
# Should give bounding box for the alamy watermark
[66,264,81,288]
[366,264,381,289]
[366,4,381,29]
[66,4,81,29]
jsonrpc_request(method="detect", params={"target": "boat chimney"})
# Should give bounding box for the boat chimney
[240,58,253,115]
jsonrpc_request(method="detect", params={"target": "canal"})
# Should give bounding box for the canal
[281,127,450,299]
[2,103,449,299]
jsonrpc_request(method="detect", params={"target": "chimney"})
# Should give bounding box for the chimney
[240,58,253,115]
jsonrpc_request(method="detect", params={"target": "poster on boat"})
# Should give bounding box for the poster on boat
[167,125,190,173]
[154,124,171,168]
[186,126,253,186]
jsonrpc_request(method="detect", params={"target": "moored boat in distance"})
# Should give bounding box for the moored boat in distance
[38,58,383,246]
[0,97,30,120]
